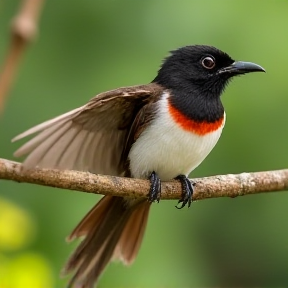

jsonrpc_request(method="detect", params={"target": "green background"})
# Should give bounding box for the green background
[1,1,288,287]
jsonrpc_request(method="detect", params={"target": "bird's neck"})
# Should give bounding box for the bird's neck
[167,88,224,123]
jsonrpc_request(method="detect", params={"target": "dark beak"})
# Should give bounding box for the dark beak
[218,61,265,75]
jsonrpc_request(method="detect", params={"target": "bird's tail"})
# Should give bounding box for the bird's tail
[63,196,151,288]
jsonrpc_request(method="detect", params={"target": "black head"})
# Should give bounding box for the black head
[153,45,265,98]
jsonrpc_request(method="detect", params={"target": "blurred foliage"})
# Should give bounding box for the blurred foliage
[0,198,54,288]
[0,252,54,288]
[1,0,288,287]
[0,198,35,250]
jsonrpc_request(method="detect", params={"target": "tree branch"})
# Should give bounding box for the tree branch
[1,158,288,200]
[0,0,45,113]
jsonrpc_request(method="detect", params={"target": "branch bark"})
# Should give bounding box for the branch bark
[0,0,45,113]
[1,158,288,200]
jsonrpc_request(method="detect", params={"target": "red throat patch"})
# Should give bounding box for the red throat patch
[168,100,224,136]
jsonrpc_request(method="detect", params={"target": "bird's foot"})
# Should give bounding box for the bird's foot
[175,175,195,209]
[148,171,161,203]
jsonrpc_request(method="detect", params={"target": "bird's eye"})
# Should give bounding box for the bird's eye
[201,56,215,69]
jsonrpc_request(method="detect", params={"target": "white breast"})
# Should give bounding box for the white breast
[128,92,225,181]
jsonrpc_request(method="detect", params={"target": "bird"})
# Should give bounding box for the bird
[12,45,265,287]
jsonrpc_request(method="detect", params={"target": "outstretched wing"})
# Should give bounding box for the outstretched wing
[13,83,163,176]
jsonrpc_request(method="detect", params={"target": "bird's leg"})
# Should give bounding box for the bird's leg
[148,171,161,203]
[175,175,195,209]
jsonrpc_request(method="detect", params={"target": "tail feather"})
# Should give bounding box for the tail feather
[65,197,123,273]
[63,196,150,288]
[67,196,115,242]
[113,201,151,264]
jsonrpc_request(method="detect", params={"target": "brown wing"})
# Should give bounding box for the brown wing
[12,83,163,176]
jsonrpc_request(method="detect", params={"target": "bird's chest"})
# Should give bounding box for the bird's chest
[128,94,225,181]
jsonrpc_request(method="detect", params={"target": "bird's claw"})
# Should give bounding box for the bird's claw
[175,175,195,209]
[148,171,161,203]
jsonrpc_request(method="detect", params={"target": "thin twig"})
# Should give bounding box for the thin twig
[0,0,45,113]
[1,158,288,200]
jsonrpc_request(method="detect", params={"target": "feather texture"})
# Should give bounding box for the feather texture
[12,84,163,175]
[63,196,150,288]
[12,83,163,287]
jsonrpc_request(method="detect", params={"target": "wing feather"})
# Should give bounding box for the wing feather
[13,121,65,156]
[56,127,84,170]
[13,84,163,175]
[23,121,72,168]
[73,131,92,171]
[12,107,83,142]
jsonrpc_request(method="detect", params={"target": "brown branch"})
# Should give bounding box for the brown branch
[0,0,45,113]
[1,158,288,200]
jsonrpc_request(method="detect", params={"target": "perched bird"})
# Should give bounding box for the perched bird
[12,45,265,287]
